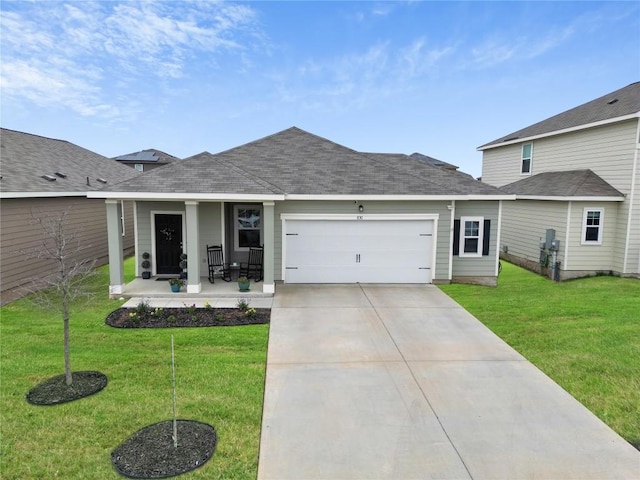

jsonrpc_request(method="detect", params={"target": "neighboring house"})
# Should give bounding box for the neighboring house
[113,149,180,172]
[0,128,140,305]
[409,152,461,172]
[479,81,639,280]
[88,127,513,296]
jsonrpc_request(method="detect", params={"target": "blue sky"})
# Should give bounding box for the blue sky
[1,1,638,178]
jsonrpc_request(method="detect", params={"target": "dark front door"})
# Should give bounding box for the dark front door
[155,214,183,275]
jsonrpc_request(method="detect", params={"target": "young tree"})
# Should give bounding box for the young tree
[26,208,97,386]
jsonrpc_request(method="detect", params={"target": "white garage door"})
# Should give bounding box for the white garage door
[284,218,434,283]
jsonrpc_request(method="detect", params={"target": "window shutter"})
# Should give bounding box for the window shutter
[453,220,460,255]
[482,219,491,256]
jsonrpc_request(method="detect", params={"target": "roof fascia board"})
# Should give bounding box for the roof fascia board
[478,112,640,151]
[86,191,285,201]
[516,195,625,202]
[1,192,88,199]
[285,194,515,201]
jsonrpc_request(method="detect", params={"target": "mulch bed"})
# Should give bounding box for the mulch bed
[26,371,108,405]
[105,307,270,328]
[111,420,217,478]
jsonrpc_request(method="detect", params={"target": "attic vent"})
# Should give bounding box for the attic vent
[54,172,67,178]
[607,98,619,105]
[96,178,107,184]
[42,174,57,182]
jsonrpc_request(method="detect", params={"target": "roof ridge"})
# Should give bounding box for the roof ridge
[565,169,591,195]
[213,155,285,194]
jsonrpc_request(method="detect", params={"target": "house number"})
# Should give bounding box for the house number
[356,215,364,220]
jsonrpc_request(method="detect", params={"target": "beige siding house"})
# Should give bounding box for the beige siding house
[479,82,639,280]
[89,127,513,297]
[0,128,140,304]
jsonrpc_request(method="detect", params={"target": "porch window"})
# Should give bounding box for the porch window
[582,208,603,245]
[234,205,262,250]
[459,216,484,257]
[521,143,532,175]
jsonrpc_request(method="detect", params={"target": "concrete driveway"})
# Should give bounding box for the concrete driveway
[257,284,639,480]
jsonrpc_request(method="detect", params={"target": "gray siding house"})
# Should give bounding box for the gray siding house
[89,127,512,296]
[479,82,639,280]
[0,128,140,304]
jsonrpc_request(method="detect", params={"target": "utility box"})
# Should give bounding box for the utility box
[545,229,556,247]
[550,239,561,251]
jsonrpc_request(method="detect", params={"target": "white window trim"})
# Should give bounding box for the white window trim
[581,208,604,245]
[234,204,263,251]
[459,216,484,257]
[521,143,533,175]
[134,163,144,172]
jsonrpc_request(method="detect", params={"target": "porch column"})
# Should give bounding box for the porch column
[106,199,124,295]
[263,201,275,294]
[185,201,201,293]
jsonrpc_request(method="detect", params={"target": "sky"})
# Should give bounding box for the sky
[1,1,638,178]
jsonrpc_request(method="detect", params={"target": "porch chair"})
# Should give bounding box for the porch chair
[206,245,231,283]
[240,246,264,282]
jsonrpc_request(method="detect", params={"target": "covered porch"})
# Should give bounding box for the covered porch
[103,196,282,299]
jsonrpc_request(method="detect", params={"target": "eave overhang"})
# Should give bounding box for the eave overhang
[515,195,625,202]
[1,192,88,199]
[478,112,640,151]
[86,191,285,201]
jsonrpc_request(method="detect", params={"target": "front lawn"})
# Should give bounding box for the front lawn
[439,262,640,449]
[0,257,269,479]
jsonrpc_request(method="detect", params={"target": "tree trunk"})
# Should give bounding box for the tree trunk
[63,306,72,386]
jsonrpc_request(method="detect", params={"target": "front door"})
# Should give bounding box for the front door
[155,214,183,275]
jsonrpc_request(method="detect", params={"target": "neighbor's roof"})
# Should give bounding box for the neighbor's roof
[500,170,625,200]
[0,128,140,197]
[114,149,180,164]
[479,81,640,150]
[94,127,508,200]
[409,153,459,171]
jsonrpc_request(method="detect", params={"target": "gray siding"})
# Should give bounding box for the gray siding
[567,202,619,271]
[273,200,453,282]
[452,201,500,278]
[1,197,135,304]
[135,202,185,276]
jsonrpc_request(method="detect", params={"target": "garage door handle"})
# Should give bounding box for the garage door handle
[356,254,361,263]
[420,233,432,236]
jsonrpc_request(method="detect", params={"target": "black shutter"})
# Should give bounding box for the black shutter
[453,220,460,255]
[482,219,491,256]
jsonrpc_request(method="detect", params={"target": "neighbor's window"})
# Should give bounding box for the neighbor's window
[459,216,484,257]
[134,163,144,172]
[582,208,604,245]
[521,143,532,174]
[234,205,262,250]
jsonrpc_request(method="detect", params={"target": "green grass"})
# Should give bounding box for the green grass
[439,262,640,448]
[0,257,269,479]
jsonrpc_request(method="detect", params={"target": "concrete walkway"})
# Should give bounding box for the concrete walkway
[258,284,639,480]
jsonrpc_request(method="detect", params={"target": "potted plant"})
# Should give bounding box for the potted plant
[169,278,182,293]
[237,276,250,292]
[141,252,151,279]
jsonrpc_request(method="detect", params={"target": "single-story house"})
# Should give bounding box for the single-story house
[0,128,140,304]
[88,127,514,296]
[479,81,639,280]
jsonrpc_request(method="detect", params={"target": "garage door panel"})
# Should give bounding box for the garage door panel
[284,219,434,284]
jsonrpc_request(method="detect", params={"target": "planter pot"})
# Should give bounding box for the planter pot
[238,280,250,292]
[170,284,181,293]
[142,271,151,280]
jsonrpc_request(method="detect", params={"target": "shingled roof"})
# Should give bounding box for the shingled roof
[99,127,506,198]
[0,128,140,196]
[479,81,640,149]
[114,149,180,165]
[500,170,624,199]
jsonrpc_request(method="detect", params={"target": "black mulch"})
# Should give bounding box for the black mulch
[111,420,217,479]
[26,371,108,405]
[105,307,270,328]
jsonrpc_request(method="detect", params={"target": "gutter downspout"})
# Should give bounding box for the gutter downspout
[495,200,503,277]
[448,200,455,281]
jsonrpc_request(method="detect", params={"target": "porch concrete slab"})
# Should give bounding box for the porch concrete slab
[273,284,370,308]
[408,360,640,479]
[258,362,471,480]
[377,307,525,361]
[268,307,402,364]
